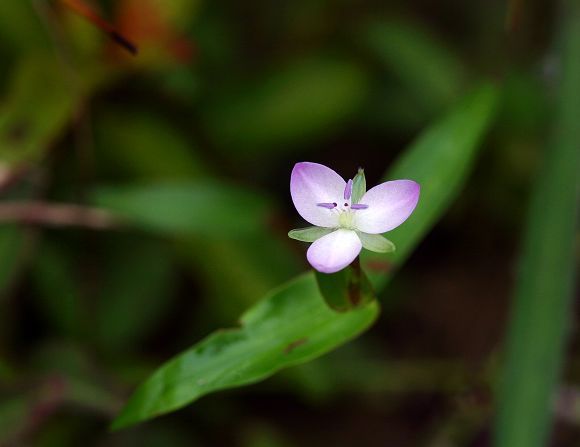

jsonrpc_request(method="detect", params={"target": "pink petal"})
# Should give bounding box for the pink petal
[354,180,420,234]
[307,229,362,273]
[291,162,346,227]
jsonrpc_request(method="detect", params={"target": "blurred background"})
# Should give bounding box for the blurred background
[0,0,577,446]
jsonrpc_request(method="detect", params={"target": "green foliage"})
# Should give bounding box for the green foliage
[0,225,24,297]
[94,237,178,352]
[202,57,369,153]
[31,241,84,337]
[113,82,500,428]
[362,83,499,289]
[0,57,80,167]
[95,110,204,180]
[112,273,379,429]
[92,181,271,236]
[494,4,580,446]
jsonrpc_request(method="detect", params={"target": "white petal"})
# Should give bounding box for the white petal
[307,229,362,274]
[290,162,345,227]
[354,180,420,234]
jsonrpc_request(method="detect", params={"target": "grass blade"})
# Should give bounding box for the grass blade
[494,3,580,446]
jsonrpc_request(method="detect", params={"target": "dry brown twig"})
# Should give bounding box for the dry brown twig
[0,201,121,230]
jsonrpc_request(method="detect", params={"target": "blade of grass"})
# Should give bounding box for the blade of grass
[494,3,580,446]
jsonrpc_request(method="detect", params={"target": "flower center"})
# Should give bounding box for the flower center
[316,200,369,230]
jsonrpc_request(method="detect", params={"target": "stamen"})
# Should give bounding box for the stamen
[351,204,369,210]
[343,179,353,200]
[317,202,337,209]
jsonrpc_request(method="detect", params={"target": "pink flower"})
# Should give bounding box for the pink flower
[289,162,420,274]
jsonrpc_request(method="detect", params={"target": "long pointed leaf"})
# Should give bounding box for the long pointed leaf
[494,3,580,446]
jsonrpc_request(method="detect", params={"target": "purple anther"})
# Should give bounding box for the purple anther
[317,202,337,209]
[351,204,369,210]
[343,179,353,200]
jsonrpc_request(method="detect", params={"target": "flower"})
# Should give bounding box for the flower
[289,162,420,274]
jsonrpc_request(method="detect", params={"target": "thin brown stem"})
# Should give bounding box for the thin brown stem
[0,202,121,230]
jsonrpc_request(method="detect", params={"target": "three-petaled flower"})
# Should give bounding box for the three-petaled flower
[289,162,420,274]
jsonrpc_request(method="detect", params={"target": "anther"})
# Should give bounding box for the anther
[317,202,337,209]
[351,204,369,210]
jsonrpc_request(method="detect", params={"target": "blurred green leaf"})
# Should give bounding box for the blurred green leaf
[202,57,369,154]
[0,2,48,54]
[95,110,204,180]
[181,234,301,324]
[31,240,84,337]
[361,83,500,289]
[362,19,465,111]
[0,56,79,167]
[0,225,24,297]
[0,396,28,443]
[495,4,580,447]
[95,237,177,351]
[91,181,271,236]
[112,273,379,429]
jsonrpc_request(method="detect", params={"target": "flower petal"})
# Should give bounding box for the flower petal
[291,162,345,227]
[307,229,362,273]
[354,180,420,234]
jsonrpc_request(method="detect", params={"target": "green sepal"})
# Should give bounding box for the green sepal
[351,167,366,204]
[357,232,396,253]
[315,261,376,312]
[288,227,334,242]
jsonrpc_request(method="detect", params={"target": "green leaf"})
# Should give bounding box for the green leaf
[95,109,204,180]
[202,57,369,154]
[362,19,464,111]
[91,181,270,236]
[315,263,375,312]
[94,236,177,351]
[31,241,84,337]
[111,273,379,429]
[0,225,24,297]
[357,232,395,253]
[0,57,80,167]
[351,168,366,204]
[361,83,500,289]
[288,227,333,242]
[494,5,580,447]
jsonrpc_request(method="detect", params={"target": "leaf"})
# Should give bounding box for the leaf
[362,19,465,111]
[361,83,500,289]
[31,240,84,337]
[202,57,369,154]
[288,227,333,242]
[357,232,395,253]
[494,5,580,447]
[94,236,177,351]
[0,225,24,297]
[0,57,79,167]
[91,181,271,236]
[315,263,375,312]
[95,109,204,180]
[111,273,379,429]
